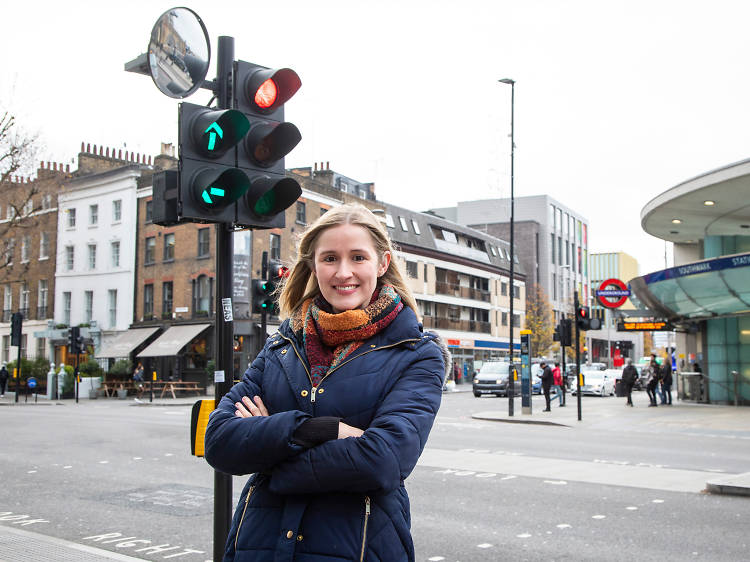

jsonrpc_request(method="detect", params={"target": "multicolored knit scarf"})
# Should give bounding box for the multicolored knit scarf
[291,285,404,386]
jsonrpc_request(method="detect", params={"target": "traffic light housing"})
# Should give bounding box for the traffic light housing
[10,312,22,347]
[68,326,81,355]
[576,307,601,331]
[561,318,572,346]
[234,61,302,229]
[252,278,275,314]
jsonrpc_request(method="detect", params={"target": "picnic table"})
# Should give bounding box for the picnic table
[159,380,203,399]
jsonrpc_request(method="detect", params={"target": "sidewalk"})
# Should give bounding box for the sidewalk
[467,389,750,496]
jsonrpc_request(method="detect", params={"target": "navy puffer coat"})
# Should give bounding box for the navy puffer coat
[204,306,446,562]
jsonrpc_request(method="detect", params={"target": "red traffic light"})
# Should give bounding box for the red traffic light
[255,79,278,109]
[242,66,301,114]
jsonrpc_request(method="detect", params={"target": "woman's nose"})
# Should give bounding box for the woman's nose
[335,261,353,278]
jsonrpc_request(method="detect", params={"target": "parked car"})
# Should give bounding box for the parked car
[473,362,542,397]
[571,369,615,396]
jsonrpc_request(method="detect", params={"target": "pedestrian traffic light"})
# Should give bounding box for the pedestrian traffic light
[68,326,81,355]
[10,312,23,347]
[234,61,302,229]
[175,103,252,225]
[561,318,572,346]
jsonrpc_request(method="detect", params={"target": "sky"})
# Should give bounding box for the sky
[3,0,750,276]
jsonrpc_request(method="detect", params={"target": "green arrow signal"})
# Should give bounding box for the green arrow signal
[201,186,226,205]
[204,122,224,151]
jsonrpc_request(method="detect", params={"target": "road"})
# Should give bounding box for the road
[1,390,749,561]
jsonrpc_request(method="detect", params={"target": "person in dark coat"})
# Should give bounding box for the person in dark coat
[621,359,637,406]
[540,361,553,411]
[205,205,448,562]
[0,363,9,397]
[646,355,659,407]
[661,359,673,405]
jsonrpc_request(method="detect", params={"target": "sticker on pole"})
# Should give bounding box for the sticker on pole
[221,297,233,321]
[595,278,630,309]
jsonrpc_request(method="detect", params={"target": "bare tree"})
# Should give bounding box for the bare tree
[0,109,41,272]
[524,283,554,357]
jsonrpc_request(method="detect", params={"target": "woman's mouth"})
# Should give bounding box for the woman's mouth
[335,285,358,292]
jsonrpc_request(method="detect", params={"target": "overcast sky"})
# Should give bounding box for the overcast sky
[3,0,750,275]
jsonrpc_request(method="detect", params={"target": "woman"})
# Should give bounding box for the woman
[205,204,449,561]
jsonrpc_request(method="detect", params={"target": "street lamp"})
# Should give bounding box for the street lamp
[499,78,515,416]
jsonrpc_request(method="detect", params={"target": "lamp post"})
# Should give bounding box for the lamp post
[499,78,515,416]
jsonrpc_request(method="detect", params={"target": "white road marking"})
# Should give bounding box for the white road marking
[556,524,571,529]
[543,480,567,485]
[592,515,606,519]
[133,457,142,460]
[27,470,37,474]
[454,470,476,476]
[98,460,109,464]
[516,534,532,538]
[164,453,174,457]
[626,506,638,510]
[475,473,497,478]
[500,475,517,480]
[652,499,664,503]
[428,557,445,561]
[63,466,72,469]
[477,542,494,548]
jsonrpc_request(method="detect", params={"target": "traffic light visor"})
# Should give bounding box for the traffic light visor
[247,177,302,217]
[192,168,251,210]
[192,109,250,157]
[245,122,302,167]
[244,68,301,113]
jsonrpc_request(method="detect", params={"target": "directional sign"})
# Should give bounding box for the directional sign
[596,278,631,309]
[204,122,223,151]
[27,377,37,389]
[618,321,672,332]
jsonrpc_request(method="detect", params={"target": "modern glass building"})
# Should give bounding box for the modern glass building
[633,158,750,405]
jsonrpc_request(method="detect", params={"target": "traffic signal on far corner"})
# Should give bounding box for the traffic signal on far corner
[575,306,601,331]
[252,279,274,314]
[68,326,81,355]
[234,61,302,229]
[10,312,23,347]
[561,318,572,346]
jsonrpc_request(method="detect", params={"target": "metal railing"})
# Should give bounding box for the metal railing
[677,370,747,406]
[422,316,491,334]
[435,282,491,302]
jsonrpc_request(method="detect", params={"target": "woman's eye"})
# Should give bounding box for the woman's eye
[322,256,336,263]
[353,255,366,262]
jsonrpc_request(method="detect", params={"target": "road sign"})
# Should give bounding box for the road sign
[596,278,631,309]
[27,377,37,389]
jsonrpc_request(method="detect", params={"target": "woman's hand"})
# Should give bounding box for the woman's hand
[235,395,269,418]
[338,422,364,439]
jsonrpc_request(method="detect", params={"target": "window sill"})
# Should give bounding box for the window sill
[162,258,175,264]
[38,256,49,261]
[295,220,307,226]
[197,254,210,260]
[144,262,155,267]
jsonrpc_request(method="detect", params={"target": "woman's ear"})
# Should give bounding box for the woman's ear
[378,251,391,277]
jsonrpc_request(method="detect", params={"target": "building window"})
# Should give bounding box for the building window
[1,335,8,363]
[38,280,48,318]
[35,337,46,359]
[112,199,122,222]
[111,241,120,267]
[41,194,51,210]
[270,234,281,260]
[552,273,557,300]
[385,214,395,228]
[421,300,432,316]
[398,216,409,232]
[320,207,328,216]
[39,232,49,260]
[550,233,555,265]
[162,282,173,317]
[84,291,94,323]
[411,220,421,235]
[144,284,154,318]
[405,261,418,279]
[501,311,508,326]
[145,237,155,264]
[20,334,27,359]
[21,235,30,262]
[4,238,14,265]
[88,244,97,270]
[194,275,212,315]
[145,200,153,223]
[23,198,33,216]
[19,282,29,316]
[163,233,175,261]
[513,313,521,328]
[62,292,71,326]
[67,208,76,228]
[89,204,98,226]
[197,228,210,257]
[108,289,117,328]
[501,281,508,296]
[489,245,496,256]
[296,201,306,224]
[65,245,74,271]
[513,285,520,299]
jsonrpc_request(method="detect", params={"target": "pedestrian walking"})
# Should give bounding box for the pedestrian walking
[661,359,673,405]
[204,204,448,562]
[133,362,145,399]
[540,361,554,411]
[0,362,9,397]
[646,355,659,407]
[552,362,564,406]
[621,358,637,406]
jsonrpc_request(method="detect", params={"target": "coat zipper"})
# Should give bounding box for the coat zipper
[278,334,421,403]
[359,496,371,562]
[234,486,254,551]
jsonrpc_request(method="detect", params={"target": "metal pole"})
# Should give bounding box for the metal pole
[14,341,21,403]
[499,78,515,417]
[560,314,566,406]
[574,290,582,421]
[213,35,234,562]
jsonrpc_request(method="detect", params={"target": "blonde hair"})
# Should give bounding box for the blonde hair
[278,204,417,318]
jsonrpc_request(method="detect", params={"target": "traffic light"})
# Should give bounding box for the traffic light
[252,279,274,314]
[176,102,252,224]
[68,326,81,355]
[234,61,302,229]
[576,306,601,330]
[10,312,22,347]
[561,318,572,346]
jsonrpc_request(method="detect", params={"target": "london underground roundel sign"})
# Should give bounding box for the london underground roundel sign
[596,278,630,309]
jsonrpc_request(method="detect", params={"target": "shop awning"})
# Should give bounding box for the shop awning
[137,324,211,358]
[96,327,161,358]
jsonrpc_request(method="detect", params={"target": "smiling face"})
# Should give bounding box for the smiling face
[312,223,391,313]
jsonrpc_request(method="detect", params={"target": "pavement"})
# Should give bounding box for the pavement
[458,387,750,498]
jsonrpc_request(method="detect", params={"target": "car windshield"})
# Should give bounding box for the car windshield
[582,370,606,382]
[480,362,509,375]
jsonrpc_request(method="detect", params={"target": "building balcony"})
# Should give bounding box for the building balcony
[2,309,11,322]
[37,306,48,319]
[422,316,491,334]
[434,282,491,302]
